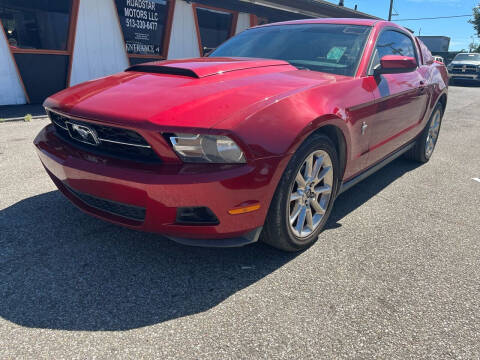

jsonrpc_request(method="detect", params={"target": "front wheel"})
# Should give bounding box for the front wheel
[261,134,339,252]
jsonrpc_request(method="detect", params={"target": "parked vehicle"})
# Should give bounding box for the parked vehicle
[447,53,480,84]
[35,19,448,252]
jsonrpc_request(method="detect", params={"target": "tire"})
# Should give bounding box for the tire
[405,102,444,163]
[261,134,340,252]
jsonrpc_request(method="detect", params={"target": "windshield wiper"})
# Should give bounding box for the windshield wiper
[289,63,311,71]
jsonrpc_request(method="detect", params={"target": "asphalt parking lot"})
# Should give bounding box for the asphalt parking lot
[1,83,480,359]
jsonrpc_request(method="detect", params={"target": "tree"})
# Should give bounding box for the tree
[469,5,480,52]
[469,5,480,38]
[469,42,480,53]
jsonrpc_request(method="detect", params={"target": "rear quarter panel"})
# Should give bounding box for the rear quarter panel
[416,37,448,116]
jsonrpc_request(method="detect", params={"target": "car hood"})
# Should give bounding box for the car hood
[449,60,480,66]
[44,57,350,130]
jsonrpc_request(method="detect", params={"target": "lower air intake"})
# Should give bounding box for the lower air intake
[65,184,146,222]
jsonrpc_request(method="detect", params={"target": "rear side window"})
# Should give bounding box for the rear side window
[369,30,417,74]
[416,38,434,65]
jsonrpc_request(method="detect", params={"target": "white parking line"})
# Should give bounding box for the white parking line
[472,178,480,183]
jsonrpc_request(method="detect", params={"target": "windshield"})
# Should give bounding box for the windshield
[453,53,480,61]
[210,24,371,77]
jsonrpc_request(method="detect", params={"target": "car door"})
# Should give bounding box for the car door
[365,29,430,166]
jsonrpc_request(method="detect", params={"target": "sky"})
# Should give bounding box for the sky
[341,0,479,51]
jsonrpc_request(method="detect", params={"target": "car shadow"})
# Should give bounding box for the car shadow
[0,190,297,331]
[0,157,420,331]
[326,157,421,230]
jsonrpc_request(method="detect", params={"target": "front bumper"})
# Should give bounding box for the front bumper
[34,125,287,246]
[449,73,480,81]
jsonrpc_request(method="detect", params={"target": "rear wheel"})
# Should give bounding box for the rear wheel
[262,134,339,252]
[405,103,443,163]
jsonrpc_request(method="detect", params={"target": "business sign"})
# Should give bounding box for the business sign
[115,0,170,56]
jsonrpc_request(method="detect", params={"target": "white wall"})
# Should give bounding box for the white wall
[0,26,26,105]
[69,0,129,86]
[168,0,200,59]
[235,13,251,35]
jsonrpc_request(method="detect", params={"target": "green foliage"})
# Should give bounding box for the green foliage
[470,43,480,52]
[24,114,32,122]
[470,5,480,38]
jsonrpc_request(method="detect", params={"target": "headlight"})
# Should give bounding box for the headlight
[168,133,246,163]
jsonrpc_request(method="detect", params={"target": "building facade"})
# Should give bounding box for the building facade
[0,0,376,105]
[418,36,450,53]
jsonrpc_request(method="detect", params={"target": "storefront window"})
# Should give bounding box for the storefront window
[0,0,72,51]
[256,16,269,26]
[195,7,234,54]
[114,0,171,56]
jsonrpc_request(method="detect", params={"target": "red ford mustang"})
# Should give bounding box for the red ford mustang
[34,19,448,251]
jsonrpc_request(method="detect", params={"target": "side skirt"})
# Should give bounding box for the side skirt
[338,141,415,195]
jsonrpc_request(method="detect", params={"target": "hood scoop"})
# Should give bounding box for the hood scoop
[125,58,292,79]
[126,65,200,78]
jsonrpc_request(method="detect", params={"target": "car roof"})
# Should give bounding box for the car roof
[257,18,381,28]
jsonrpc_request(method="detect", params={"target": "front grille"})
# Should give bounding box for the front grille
[65,183,146,222]
[47,110,161,163]
[451,66,478,75]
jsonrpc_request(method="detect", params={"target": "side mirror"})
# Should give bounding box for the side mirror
[374,55,417,76]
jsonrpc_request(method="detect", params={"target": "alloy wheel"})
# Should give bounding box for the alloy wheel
[288,150,333,238]
[425,109,442,158]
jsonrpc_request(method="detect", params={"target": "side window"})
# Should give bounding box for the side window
[416,38,434,65]
[369,30,417,74]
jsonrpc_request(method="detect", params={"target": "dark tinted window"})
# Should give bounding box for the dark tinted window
[210,24,371,77]
[0,0,72,50]
[114,0,171,56]
[256,16,269,25]
[453,53,480,61]
[196,7,233,54]
[369,30,417,73]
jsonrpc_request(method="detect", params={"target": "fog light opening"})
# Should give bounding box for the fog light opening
[176,207,219,225]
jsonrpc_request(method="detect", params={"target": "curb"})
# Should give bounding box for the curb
[0,115,48,123]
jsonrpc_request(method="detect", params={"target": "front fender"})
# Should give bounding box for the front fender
[212,77,376,182]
